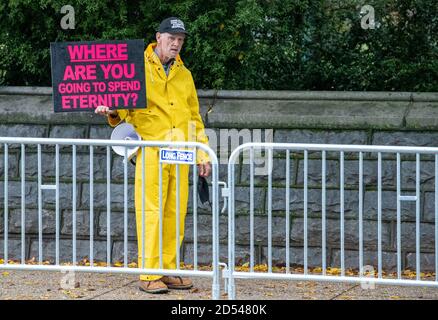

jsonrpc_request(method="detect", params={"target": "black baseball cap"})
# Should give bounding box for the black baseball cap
[157,17,189,35]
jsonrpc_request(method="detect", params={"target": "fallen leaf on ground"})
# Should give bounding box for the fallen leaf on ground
[27,257,37,265]
[254,264,268,272]
[63,290,83,299]
[326,268,341,275]
[95,262,107,267]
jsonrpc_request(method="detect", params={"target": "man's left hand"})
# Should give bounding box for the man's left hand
[198,162,211,177]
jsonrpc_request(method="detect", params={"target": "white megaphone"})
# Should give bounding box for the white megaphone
[110,123,141,164]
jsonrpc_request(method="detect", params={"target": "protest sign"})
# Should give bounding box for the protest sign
[50,39,146,112]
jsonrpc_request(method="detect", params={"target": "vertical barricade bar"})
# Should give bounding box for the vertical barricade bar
[304,150,308,275]
[211,153,220,300]
[322,150,326,276]
[285,149,290,274]
[359,152,363,276]
[267,147,273,273]
[72,145,77,266]
[176,164,180,270]
[340,151,345,276]
[123,147,128,268]
[250,147,254,272]
[159,162,163,269]
[193,156,198,270]
[55,144,60,266]
[435,153,438,282]
[3,144,8,264]
[377,152,382,278]
[397,153,401,279]
[416,153,421,280]
[141,147,145,269]
[106,146,111,267]
[21,144,26,264]
[89,146,94,267]
[38,144,42,264]
[228,149,236,299]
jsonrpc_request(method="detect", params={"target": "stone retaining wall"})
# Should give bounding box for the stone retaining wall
[0,87,437,271]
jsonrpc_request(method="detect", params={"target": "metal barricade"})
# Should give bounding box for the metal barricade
[0,137,221,300]
[226,142,438,299]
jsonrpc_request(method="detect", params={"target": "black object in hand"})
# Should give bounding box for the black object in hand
[197,176,211,206]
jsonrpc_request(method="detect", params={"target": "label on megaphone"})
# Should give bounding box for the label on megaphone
[110,123,141,160]
[160,148,196,165]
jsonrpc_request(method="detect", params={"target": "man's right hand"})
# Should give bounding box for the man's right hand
[95,105,118,117]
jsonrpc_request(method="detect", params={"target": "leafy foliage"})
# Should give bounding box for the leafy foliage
[0,0,436,90]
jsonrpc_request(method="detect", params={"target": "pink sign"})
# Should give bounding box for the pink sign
[50,40,146,112]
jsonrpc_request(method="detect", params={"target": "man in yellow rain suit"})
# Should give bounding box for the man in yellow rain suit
[95,17,211,294]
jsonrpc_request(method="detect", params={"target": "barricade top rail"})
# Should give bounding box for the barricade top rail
[0,137,218,163]
[229,142,438,163]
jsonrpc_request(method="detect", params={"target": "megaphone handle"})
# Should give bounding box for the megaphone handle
[130,159,136,166]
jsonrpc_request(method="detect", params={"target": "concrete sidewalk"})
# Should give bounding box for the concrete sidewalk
[1,270,438,300]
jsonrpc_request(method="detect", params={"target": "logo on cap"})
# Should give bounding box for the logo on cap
[170,19,185,30]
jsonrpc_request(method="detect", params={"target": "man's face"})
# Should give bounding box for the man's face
[156,32,185,61]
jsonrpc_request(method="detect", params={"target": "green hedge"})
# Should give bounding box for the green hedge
[0,0,436,91]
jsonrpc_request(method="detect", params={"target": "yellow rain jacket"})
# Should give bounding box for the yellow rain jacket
[108,42,210,281]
